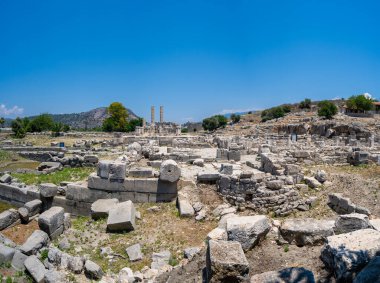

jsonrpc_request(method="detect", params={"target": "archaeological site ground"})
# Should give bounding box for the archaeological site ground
[0,102,380,283]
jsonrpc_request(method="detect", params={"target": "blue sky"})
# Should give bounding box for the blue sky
[1,1,380,122]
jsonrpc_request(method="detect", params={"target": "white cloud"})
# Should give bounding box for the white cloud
[182,117,194,122]
[363,92,372,99]
[0,104,24,116]
[218,108,255,115]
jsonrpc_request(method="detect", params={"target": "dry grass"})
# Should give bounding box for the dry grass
[2,220,39,245]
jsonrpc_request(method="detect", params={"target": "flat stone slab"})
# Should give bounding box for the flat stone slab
[107,201,136,232]
[128,167,154,178]
[39,183,58,198]
[197,171,220,182]
[91,198,119,220]
[24,199,42,217]
[226,215,271,251]
[334,213,370,234]
[280,218,335,246]
[206,240,249,282]
[126,243,143,262]
[321,229,380,281]
[24,255,48,283]
[20,230,50,255]
[11,250,28,271]
[178,197,195,217]
[251,267,315,283]
[0,209,19,230]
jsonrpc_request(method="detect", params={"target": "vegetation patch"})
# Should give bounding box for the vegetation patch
[12,167,94,185]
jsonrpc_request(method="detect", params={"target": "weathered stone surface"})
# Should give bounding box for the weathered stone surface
[220,164,233,175]
[353,256,380,283]
[44,270,66,283]
[47,247,62,265]
[334,213,370,234]
[226,215,271,251]
[68,256,84,274]
[11,250,28,271]
[280,218,335,246]
[0,233,16,247]
[107,200,136,232]
[18,207,29,223]
[178,197,195,217]
[160,159,181,182]
[64,213,71,230]
[24,255,48,283]
[184,247,201,260]
[24,199,42,217]
[126,243,143,262]
[266,180,284,190]
[193,158,204,167]
[304,177,321,189]
[91,198,119,220]
[328,193,370,215]
[250,267,315,283]
[321,229,380,281]
[128,167,153,178]
[109,162,127,181]
[151,250,171,270]
[0,209,19,230]
[85,259,103,280]
[20,230,50,255]
[0,174,11,183]
[207,227,228,241]
[197,172,220,182]
[128,142,142,153]
[0,243,15,264]
[206,240,249,283]
[370,219,380,231]
[315,170,327,183]
[38,206,64,238]
[39,183,58,198]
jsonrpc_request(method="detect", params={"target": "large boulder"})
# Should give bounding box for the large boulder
[0,209,19,230]
[39,183,58,198]
[226,215,271,251]
[91,198,119,220]
[321,229,380,281]
[160,159,181,182]
[206,240,249,283]
[24,255,48,283]
[107,201,136,232]
[177,197,195,217]
[353,256,380,283]
[280,218,335,246]
[20,230,50,255]
[334,213,371,234]
[24,200,42,217]
[38,206,64,239]
[250,267,315,283]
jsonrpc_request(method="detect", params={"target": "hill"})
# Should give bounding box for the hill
[4,107,139,130]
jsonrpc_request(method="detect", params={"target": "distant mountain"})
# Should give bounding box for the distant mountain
[4,107,139,129]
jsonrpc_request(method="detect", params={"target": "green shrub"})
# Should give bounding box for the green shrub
[346,94,374,112]
[202,115,227,131]
[299,98,312,109]
[318,100,338,119]
[261,106,287,122]
[230,114,241,124]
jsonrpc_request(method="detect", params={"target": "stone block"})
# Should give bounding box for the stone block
[38,206,64,238]
[11,250,28,271]
[251,267,315,283]
[0,243,15,264]
[334,213,370,234]
[39,183,58,198]
[107,200,136,232]
[126,243,143,262]
[24,255,48,283]
[24,199,42,217]
[159,159,181,183]
[0,209,19,230]
[91,198,119,220]
[20,230,50,256]
[206,240,249,282]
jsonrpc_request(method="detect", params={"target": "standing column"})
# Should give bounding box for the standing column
[160,106,164,123]
[151,106,155,124]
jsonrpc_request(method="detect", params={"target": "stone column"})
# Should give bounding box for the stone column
[151,106,155,124]
[160,106,164,123]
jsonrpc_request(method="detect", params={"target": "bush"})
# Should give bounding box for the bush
[202,115,227,131]
[230,114,241,124]
[181,128,188,133]
[261,106,287,122]
[11,117,26,138]
[125,118,143,132]
[299,98,312,109]
[102,102,129,132]
[27,114,54,132]
[346,94,374,112]
[318,101,338,119]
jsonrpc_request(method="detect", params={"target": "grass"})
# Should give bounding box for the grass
[0,150,20,162]
[12,167,95,185]
[0,201,15,213]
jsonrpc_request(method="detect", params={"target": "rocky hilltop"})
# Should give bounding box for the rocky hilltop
[5,107,139,130]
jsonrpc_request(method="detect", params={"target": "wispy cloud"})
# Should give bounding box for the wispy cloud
[0,104,24,116]
[218,108,256,115]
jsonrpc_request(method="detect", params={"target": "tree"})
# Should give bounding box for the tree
[0,117,5,128]
[28,114,54,132]
[230,114,241,124]
[11,117,26,138]
[299,98,312,109]
[102,102,129,132]
[346,95,374,112]
[261,106,287,122]
[318,101,338,119]
[202,115,227,131]
[125,118,143,132]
